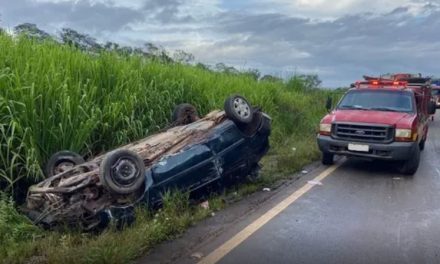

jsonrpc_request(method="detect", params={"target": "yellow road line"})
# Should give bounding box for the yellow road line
[198,162,342,264]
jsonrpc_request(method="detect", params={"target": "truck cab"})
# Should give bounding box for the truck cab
[317,76,436,175]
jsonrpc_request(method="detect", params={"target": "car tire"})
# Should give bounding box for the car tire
[322,152,334,165]
[172,103,199,125]
[224,95,253,124]
[45,150,85,177]
[398,146,420,175]
[99,149,146,195]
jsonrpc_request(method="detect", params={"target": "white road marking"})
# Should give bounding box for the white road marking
[197,162,343,264]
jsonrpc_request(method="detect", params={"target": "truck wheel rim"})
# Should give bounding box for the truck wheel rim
[233,98,250,119]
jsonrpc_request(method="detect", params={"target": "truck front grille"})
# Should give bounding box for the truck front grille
[332,123,394,143]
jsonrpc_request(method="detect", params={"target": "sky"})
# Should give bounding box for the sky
[1,0,440,87]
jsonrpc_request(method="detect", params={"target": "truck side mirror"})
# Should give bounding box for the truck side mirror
[429,101,436,115]
[325,97,332,112]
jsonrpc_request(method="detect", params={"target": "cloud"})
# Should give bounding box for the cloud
[0,0,439,87]
[241,0,434,19]
[195,2,440,86]
[0,0,145,32]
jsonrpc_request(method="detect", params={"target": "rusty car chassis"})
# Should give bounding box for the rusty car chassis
[24,95,271,230]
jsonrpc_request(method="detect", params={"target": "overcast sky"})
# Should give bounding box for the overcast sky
[1,0,439,87]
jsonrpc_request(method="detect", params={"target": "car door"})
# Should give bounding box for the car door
[206,120,250,177]
[150,143,221,194]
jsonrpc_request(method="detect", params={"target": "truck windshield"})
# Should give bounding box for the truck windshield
[337,90,414,113]
[432,89,440,96]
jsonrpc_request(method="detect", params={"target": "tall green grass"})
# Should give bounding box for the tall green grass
[0,34,337,194]
[0,33,345,263]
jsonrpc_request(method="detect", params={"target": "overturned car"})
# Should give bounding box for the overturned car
[24,95,271,230]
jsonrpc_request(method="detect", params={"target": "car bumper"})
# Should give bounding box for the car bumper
[317,135,417,161]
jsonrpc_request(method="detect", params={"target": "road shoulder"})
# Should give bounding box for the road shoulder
[138,160,335,264]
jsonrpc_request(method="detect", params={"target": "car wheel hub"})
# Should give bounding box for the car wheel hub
[112,159,138,185]
[54,161,75,175]
[233,98,250,119]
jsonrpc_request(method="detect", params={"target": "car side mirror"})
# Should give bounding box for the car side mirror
[429,101,436,115]
[325,97,332,112]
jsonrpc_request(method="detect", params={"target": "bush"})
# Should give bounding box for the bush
[0,193,43,262]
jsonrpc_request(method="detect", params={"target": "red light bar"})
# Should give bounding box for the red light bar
[393,81,407,86]
[354,80,408,89]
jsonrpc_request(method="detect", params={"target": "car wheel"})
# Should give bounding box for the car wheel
[45,150,85,177]
[322,152,334,165]
[99,149,146,195]
[224,95,253,124]
[398,146,420,175]
[172,103,199,125]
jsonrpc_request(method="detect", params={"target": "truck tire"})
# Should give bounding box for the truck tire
[99,150,146,195]
[419,138,426,151]
[398,146,420,175]
[322,152,334,165]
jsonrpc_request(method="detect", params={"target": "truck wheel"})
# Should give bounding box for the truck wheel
[45,150,85,177]
[398,146,420,175]
[224,95,253,124]
[419,138,426,151]
[99,150,146,195]
[322,152,334,165]
[172,103,199,125]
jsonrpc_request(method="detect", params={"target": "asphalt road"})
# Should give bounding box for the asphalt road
[141,114,440,264]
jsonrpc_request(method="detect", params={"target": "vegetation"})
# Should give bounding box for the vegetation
[0,191,225,264]
[0,29,343,263]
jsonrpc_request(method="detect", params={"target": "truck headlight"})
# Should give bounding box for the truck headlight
[395,129,416,142]
[395,129,412,138]
[319,124,332,135]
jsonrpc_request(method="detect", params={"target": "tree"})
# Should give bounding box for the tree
[118,46,133,56]
[173,50,194,64]
[60,28,102,52]
[132,47,147,57]
[195,63,211,71]
[215,63,239,75]
[104,41,119,51]
[144,42,159,54]
[144,42,173,63]
[286,74,322,91]
[301,74,322,90]
[14,23,52,41]
[0,15,3,35]
[242,68,261,81]
[260,74,283,83]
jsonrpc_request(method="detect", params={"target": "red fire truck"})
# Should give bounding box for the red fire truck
[317,75,436,175]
